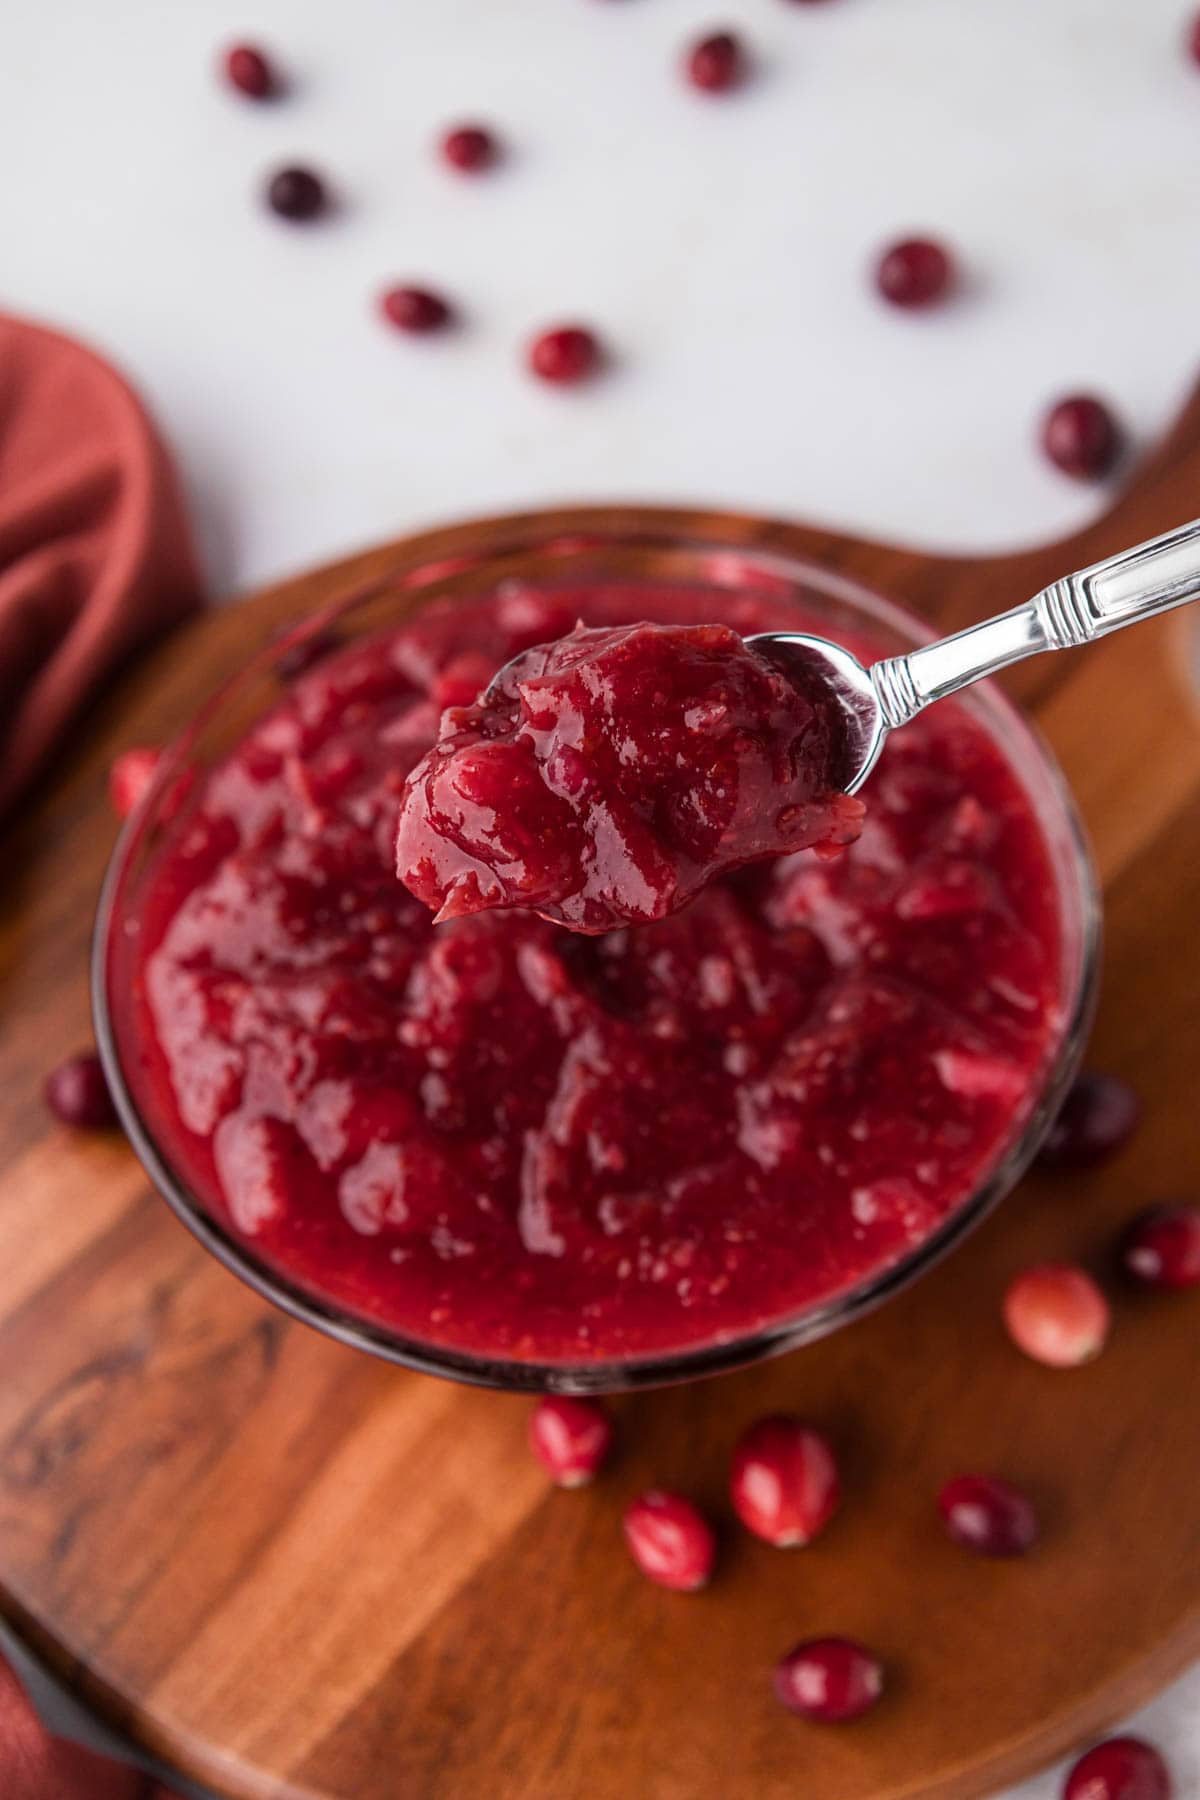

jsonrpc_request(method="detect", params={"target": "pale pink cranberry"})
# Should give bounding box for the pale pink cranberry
[224,43,276,99]
[529,1396,615,1486]
[45,1053,117,1131]
[1038,1073,1141,1170]
[937,1474,1039,1557]
[527,325,601,385]
[109,746,161,818]
[1042,395,1122,480]
[1003,1264,1110,1368]
[1121,1205,1200,1290]
[441,125,498,172]
[686,31,744,93]
[381,286,453,334]
[266,166,327,222]
[773,1638,884,1722]
[623,1491,716,1591]
[729,1416,840,1547]
[875,237,955,309]
[1063,1736,1172,1800]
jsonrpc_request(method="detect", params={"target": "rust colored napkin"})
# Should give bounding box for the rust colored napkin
[0,314,203,815]
[1,1654,180,1800]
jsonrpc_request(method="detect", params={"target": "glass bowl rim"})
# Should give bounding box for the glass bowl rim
[92,514,1101,1395]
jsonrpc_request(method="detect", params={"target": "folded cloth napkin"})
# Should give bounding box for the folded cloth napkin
[0,314,204,816]
[1,1654,181,1799]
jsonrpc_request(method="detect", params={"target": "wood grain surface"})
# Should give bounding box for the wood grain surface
[2,390,1200,1799]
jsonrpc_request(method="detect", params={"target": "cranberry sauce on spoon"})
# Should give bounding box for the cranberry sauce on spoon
[122,580,1063,1365]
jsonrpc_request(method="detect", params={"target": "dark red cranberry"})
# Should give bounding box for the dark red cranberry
[1038,1073,1141,1169]
[1063,1736,1172,1800]
[1121,1205,1200,1290]
[875,237,955,309]
[527,325,601,385]
[686,32,744,93]
[529,1396,615,1486]
[441,125,498,172]
[224,43,276,99]
[1187,14,1200,68]
[274,627,340,681]
[937,1474,1039,1557]
[623,1491,716,1591]
[266,166,327,222]
[730,1416,840,1547]
[773,1638,884,1722]
[45,1053,117,1131]
[1042,396,1122,480]
[381,286,453,334]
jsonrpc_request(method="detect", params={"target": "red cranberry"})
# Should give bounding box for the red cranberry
[45,1053,117,1131]
[686,32,744,93]
[1003,1264,1110,1368]
[381,286,453,334]
[266,166,327,222]
[623,1491,716,1591]
[1038,1073,1141,1170]
[1121,1205,1200,1290]
[1063,1736,1172,1800]
[1188,15,1200,68]
[274,627,340,681]
[875,237,955,309]
[773,1638,884,1723]
[441,125,498,172]
[527,325,602,386]
[223,43,276,100]
[1042,396,1122,480]
[529,1396,615,1486]
[937,1474,1039,1557]
[729,1416,840,1547]
[109,746,161,819]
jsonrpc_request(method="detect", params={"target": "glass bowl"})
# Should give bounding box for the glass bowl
[93,515,1100,1394]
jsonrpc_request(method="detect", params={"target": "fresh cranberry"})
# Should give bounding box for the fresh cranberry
[1121,1205,1200,1290]
[223,43,276,99]
[441,125,497,172]
[527,325,602,385]
[875,237,955,309]
[109,746,161,819]
[45,1053,117,1131]
[623,1491,716,1591]
[1189,15,1200,68]
[730,1416,840,1547]
[529,1396,615,1486]
[1038,1073,1141,1170]
[1041,396,1122,480]
[1063,1736,1172,1800]
[381,286,453,334]
[274,627,341,681]
[686,32,744,93]
[266,166,327,222]
[937,1474,1039,1556]
[1003,1264,1110,1368]
[773,1638,884,1722]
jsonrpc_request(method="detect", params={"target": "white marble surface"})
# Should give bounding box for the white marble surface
[3,1,1199,1792]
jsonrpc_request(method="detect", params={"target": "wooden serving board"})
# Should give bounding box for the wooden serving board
[2,393,1200,1800]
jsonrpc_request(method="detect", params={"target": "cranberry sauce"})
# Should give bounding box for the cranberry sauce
[396,620,864,933]
[123,581,1064,1364]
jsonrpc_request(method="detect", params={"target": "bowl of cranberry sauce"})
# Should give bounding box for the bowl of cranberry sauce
[95,524,1099,1393]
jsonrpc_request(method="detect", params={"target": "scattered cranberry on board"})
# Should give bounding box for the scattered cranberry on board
[1003,1264,1111,1368]
[685,32,744,94]
[1041,395,1123,480]
[729,1416,840,1547]
[380,286,454,334]
[223,43,277,100]
[874,237,956,309]
[265,165,328,222]
[440,124,498,172]
[528,1396,615,1486]
[1121,1205,1200,1290]
[773,1638,884,1723]
[44,1053,117,1132]
[622,1491,716,1591]
[937,1474,1039,1557]
[1038,1073,1142,1169]
[527,325,602,385]
[109,747,161,819]
[1062,1735,1172,1800]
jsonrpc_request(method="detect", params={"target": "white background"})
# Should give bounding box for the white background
[3,1,1199,1793]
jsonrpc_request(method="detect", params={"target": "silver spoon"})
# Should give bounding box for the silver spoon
[748,516,1200,793]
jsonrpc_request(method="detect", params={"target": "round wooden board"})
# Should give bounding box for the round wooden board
[2,396,1200,1800]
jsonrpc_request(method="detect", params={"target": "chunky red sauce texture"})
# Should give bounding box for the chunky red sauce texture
[396,620,864,932]
[125,582,1064,1365]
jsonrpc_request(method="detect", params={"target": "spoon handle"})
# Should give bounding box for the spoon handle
[870,516,1200,730]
